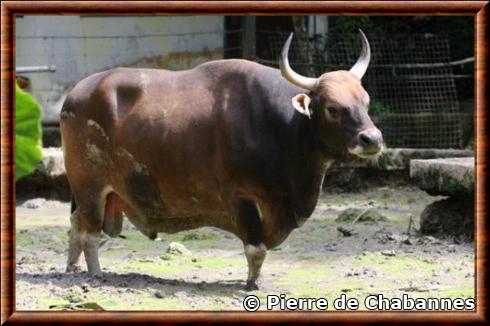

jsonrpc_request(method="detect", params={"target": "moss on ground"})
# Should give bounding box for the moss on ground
[15,186,474,311]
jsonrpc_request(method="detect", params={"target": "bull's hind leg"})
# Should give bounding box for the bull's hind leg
[66,192,105,277]
[238,200,267,291]
[66,202,82,272]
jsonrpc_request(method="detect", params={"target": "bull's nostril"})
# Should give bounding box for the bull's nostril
[360,133,371,145]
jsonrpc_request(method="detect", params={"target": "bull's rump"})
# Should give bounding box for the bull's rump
[62,67,231,217]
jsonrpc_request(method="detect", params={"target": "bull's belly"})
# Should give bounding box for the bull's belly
[113,174,236,238]
[121,201,237,240]
[102,147,243,238]
[123,208,236,238]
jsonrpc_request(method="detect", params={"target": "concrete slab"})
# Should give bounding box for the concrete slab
[336,148,473,170]
[410,157,474,197]
[36,147,65,178]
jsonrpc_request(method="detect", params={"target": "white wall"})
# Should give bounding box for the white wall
[16,16,225,122]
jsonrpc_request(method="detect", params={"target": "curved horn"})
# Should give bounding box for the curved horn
[279,33,318,91]
[349,29,371,79]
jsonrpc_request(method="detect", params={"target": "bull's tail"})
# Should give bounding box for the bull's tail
[70,196,77,214]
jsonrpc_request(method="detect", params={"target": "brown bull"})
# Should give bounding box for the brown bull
[61,30,383,290]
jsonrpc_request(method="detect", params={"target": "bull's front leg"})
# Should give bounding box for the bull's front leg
[244,243,267,291]
[238,200,267,291]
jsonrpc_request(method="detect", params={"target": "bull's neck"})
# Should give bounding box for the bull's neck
[285,110,329,221]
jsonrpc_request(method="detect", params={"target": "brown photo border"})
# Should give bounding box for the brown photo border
[1,1,488,324]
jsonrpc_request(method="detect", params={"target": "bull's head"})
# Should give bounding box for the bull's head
[280,30,384,159]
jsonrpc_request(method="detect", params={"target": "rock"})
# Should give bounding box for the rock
[410,157,474,197]
[337,226,356,237]
[16,147,70,200]
[324,243,337,251]
[381,250,396,257]
[386,233,401,241]
[420,197,473,239]
[43,126,61,147]
[21,198,46,209]
[160,254,172,261]
[362,268,377,277]
[81,283,90,293]
[63,288,84,303]
[36,147,66,178]
[333,148,473,171]
[174,291,188,299]
[410,157,474,239]
[402,238,414,245]
[323,150,473,192]
[336,208,388,223]
[153,290,164,299]
[166,242,192,256]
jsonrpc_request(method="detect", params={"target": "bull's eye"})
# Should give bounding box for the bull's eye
[326,106,343,119]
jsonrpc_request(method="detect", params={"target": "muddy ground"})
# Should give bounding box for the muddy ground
[16,185,474,311]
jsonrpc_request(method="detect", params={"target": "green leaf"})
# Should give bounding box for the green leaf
[15,83,43,181]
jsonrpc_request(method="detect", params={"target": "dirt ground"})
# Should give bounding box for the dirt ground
[15,185,474,311]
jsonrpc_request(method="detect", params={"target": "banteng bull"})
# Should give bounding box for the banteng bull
[61,30,383,290]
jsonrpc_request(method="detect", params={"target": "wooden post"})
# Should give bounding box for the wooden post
[242,16,256,60]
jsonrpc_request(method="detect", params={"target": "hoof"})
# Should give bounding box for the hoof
[66,264,82,273]
[244,280,259,291]
[88,270,103,278]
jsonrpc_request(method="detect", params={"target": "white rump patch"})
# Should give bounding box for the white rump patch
[86,142,104,165]
[87,120,109,141]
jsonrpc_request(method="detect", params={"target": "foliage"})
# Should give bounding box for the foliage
[328,16,374,34]
[328,16,474,101]
[369,100,390,116]
[329,16,473,60]
[16,83,43,181]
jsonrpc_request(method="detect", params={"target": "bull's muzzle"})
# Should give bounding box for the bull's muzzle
[351,128,384,157]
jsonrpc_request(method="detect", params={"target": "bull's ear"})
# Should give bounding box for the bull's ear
[292,93,312,119]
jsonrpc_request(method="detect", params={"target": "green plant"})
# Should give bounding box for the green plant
[15,83,42,181]
[369,100,390,116]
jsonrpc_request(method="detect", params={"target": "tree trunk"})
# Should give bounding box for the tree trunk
[291,17,315,77]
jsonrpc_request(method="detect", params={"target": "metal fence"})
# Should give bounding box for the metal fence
[17,28,240,124]
[256,31,470,149]
[18,27,471,149]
